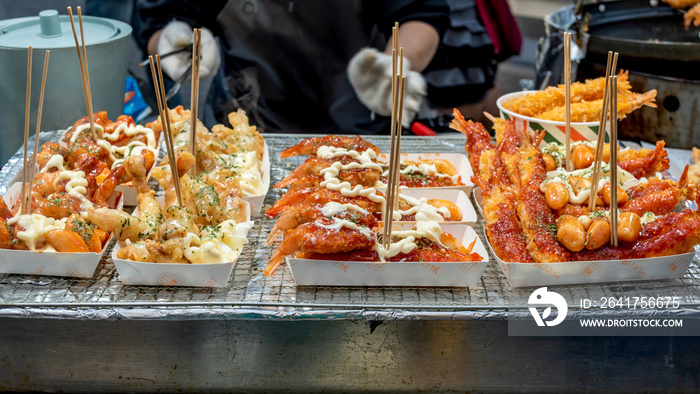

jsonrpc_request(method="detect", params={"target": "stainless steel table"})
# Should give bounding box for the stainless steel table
[0,133,698,392]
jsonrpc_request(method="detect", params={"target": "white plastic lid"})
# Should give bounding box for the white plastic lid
[0,10,122,49]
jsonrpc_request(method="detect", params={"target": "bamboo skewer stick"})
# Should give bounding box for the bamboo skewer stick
[77,7,97,139]
[156,55,182,207]
[392,47,405,211]
[189,28,202,177]
[67,7,97,140]
[149,55,183,207]
[392,75,406,212]
[588,51,618,212]
[609,75,619,247]
[383,78,399,247]
[29,50,50,193]
[564,32,572,172]
[383,22,402,249]
[20,47,33,216]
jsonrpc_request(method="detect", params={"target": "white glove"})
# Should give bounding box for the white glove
[158,20,221,81]
[347,47,426,128]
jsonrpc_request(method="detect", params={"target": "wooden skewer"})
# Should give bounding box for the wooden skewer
[149,55,182,206]
[564,32,572,172]
[393,75,406,212]
[29,50,50,195]
[588,51,618,211]
[67,7,97,140]
[383,23,401,248]
[189,28,202,176]
[609,75,619,247]
[77,7,98,139]
[392,47,405,211]
[383,73,400,247]
[156,55,182,207]
[20,47,33,216]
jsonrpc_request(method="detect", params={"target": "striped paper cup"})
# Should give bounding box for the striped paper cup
[496,91,609,146]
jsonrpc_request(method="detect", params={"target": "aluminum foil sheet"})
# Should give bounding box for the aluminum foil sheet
[1,133,699,321]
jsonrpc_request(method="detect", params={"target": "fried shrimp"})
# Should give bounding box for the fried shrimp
[280,135,379,158]
[502,70,656,122]
[536,89,657,122]
[451,111,532,263]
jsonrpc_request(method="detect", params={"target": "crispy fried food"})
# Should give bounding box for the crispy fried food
[451,111,533,263]
[662,0,700,28]
[280,135,379,158]
[686,3,700,28]
[689,147,700,186]
[536,89,657,122]
[302,232,482,263]
[502,70,657,122]
[0,218,11,249]
[65,214,103,253]
[88,206,150,242]
[502,71,631,117]
[284,169,381,195]
[570,208,700,260]
[276,156,362,188]
[0,196,11,221]
[265,215,378,276]
[267,202,377,245]
[513,128,570,263]
[265,186,383,218]
[44,229,90,253]
[379,162,464,187]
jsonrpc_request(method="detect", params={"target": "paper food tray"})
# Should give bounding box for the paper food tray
[376,153,474,194]
[395,189,476,225]
[473,187,695,288]
[111,197,253,287]
[242,141,270,215]
[286,223,488,287]
[0,183,122,278]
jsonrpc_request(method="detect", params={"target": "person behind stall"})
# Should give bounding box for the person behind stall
[420,0,521,129]
[137,0,451,134]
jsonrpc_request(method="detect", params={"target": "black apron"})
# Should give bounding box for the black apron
[216,0,388,134]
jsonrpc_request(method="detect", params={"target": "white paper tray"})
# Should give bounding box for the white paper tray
[0,183,122,278]
[376,153,474,194]
[489,241,694,288]
[473,187,695,288]
[242,141,270,214]
[111,197,253,287]
[396,189,476,224]
[287,223,488,287]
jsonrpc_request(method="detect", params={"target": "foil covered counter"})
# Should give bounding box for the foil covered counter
[1,133,700,321]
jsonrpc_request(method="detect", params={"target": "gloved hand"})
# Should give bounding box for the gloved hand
[347,47,427,128]
[158,20,221,81]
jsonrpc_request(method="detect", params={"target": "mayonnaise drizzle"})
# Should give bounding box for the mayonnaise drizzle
[373,220,444,261]
[382,162,459,184]
[69,123,105,144]
[395,194,450,222]
[6,214,67,251]
[179,220,253,264]
[540,163,642,204]
[70,122,157,169]
[39,154,93,214]
[215,151,264,196]
[543,141,631,168]
[307,146,455,259]
[321,202,370,217]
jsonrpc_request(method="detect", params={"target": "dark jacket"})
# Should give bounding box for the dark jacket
[137,0,449,134]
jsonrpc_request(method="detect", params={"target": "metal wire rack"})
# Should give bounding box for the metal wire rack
[1,133,699,320]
